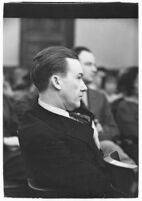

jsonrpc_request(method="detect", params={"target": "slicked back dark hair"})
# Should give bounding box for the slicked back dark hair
[72,46,92,57]
[31,46,78,92]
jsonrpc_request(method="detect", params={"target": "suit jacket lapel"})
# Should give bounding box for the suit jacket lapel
[60,116,98,151]
[34,104,99,151]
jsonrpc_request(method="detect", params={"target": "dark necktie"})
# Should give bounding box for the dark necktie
[69,112,100,149]
[69,112,91,124]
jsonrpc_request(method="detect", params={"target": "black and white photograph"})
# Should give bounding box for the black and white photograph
[2,0,139,198]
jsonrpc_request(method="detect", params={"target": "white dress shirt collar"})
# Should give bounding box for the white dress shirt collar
[38,98,70,118]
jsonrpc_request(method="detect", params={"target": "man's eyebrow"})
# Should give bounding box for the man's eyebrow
[84,61,95,65]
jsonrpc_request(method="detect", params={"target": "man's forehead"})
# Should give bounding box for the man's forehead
[79,50,95,63]
[66,58,83,74]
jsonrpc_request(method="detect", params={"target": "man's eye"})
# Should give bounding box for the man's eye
[85,63,92,66]
[77,76,82,79]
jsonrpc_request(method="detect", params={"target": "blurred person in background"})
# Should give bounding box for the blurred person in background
[12,68,29,89]
[114,67,138,164]
[93,67,108,90]
[3,75,27,190]
[73,46,120,142]
[3,75,19,144]
[6,68,39,122]
[101,71,123,104]
[73,46,135,164]
[12,68,32,101]
[3,75,15,98]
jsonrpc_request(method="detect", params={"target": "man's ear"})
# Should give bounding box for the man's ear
[50,75,62,90]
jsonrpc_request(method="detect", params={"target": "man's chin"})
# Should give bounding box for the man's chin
[74,102,81,110]
[68,102,81,112]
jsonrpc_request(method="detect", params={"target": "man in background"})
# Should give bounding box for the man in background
[73,46,135,162]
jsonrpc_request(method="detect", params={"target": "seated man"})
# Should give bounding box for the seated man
[18,46,128,198]
[72,46,120,141]
[73,46,135,164]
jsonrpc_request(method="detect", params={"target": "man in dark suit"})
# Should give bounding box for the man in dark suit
[73,46,119,141]
[18,46,127,198]
[73,46,135,163]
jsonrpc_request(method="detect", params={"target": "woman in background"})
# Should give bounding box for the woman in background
[101,71,122,103]
[114,67,138,164]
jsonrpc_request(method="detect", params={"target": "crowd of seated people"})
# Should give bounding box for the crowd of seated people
[3,69,39,197]
[3,52,138,198]
[73,47,137,165]
[94,66,138,165]
[111,67,138,165]
[3,74,27,196]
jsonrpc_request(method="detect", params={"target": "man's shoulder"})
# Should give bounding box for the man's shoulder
[88,89,108,105]
[18,104,47,128]
[18,104,69,134]
[18,109,59,140]
[89,88,106,97]
[19,109,42,130]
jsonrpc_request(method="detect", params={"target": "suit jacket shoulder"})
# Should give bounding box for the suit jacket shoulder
[88,89,107,119]
[87,89,120,141]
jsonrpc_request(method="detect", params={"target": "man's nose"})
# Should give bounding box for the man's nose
[81,80,87,92]
[91,65,97,73]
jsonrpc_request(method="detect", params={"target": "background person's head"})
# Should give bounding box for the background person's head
[73,46,97,85]
[13,68,31,91]
[117,66,138,97]
[101,72,118,95]
[93,67,108,90]
[31,46,87,111]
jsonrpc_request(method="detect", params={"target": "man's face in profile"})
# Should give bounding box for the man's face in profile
[59,58,87,111]
[78,51,97,85]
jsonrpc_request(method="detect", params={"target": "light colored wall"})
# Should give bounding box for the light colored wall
[3,18,20,67]
[75,19,138,68]
[3,18,138,69]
